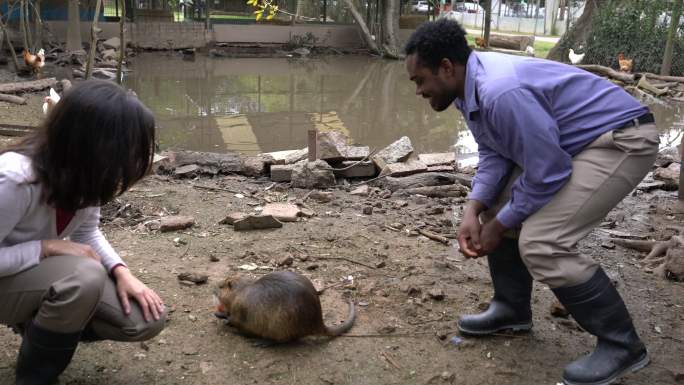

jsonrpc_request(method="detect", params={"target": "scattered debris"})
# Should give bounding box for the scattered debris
[372,136,414,170]
[177,272,208,285]
[159,216,195,232]
[219,212,247,225]
[428,288,445,301]
[291,160,336,189]
[550,300,570,318]
[261,203,301,222]
[233,215,283,231]
[350,185,370,196]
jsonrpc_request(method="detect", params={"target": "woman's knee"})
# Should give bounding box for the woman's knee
[71,258,107,305]
[122,310,167,342]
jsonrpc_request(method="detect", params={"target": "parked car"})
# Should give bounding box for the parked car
[412,1,430,13]
[454,1,483,14]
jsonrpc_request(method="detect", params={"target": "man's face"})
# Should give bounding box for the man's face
[406,53,462,112]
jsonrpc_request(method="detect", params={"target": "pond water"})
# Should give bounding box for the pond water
[124,53,684,157]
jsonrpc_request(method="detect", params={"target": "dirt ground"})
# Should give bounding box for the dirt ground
[0,74,683,385]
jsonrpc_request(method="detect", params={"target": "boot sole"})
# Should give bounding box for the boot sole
[457,322,533,336]
[562,352,650,385]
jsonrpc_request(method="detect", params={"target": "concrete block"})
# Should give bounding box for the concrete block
[372,136,414,169]
[418,152,455,166]
[271,164,294,182]
[379,158,428,177]
[334,161,377,178]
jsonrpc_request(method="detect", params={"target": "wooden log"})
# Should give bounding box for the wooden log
[643,72,684,83]
[488,33,535,51]
[0,93,27,104]
[0,123,37,137]
[161,150,244,175]
[0,78,57,94]
[417,229,450,245]
[399,184,470,198]
[373,172,457,191]
[576,65,635,84]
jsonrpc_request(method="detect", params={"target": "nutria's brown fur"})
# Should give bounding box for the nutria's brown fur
[214,271,356,343]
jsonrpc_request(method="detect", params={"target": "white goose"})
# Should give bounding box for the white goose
[568,48,585,65]
[42,88,61,115]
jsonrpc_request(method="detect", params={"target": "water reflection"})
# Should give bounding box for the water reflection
[124,53,684,156]
[125,54,466,155]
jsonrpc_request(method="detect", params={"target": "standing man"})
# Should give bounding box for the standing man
[405,19,658,385]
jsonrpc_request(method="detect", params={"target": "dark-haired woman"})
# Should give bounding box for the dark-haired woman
[0,80,166,385]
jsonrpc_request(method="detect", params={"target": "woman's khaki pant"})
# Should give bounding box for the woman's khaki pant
[481,122,659,288]
[0,255,165,340]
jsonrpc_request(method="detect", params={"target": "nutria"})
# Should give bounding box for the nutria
[213,271,356,343]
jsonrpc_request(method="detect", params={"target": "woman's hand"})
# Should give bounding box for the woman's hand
[41,239,101,262]
[112,266,164,322]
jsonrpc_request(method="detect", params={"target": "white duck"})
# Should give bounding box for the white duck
[42,88,60,115]
[568,48,585,65]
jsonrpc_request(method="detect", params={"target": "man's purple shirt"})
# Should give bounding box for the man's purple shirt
[454,51,648,228]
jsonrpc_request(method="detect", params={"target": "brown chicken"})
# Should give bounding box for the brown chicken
[475,37,487,49]
[22,48,45,74]
[618,53,633,73]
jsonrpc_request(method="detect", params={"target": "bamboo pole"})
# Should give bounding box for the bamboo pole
[0,8,21,71]
[85,0,103,79]
[115,0,126,84]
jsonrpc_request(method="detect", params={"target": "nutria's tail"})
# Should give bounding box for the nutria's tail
[324,299,356,337]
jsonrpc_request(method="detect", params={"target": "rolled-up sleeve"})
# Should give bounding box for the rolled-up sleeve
[483,88,573,228]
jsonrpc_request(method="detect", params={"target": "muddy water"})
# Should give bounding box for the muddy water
[125,53,684,156]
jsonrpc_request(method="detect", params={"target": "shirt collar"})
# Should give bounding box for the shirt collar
[454,51,480,120]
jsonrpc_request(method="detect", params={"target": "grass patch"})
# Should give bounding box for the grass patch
[465,35,555,59]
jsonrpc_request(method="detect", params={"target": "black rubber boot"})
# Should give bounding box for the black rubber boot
[553,268,649,385]
[15,321,81,385]
[457,237,533,335]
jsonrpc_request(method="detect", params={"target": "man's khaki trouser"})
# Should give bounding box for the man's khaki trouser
[0,255,165,340]
[481,122,660,288]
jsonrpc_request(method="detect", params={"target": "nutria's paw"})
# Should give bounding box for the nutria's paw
[251,338,275,348]
[213,311,229,321]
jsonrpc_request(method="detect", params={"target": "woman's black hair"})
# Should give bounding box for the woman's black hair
[404,18,472,72]
[2,80,156,211]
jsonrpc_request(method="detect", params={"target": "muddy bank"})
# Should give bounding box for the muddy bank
[0,140,683,384]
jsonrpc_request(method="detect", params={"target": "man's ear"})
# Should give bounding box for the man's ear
[439,58,455,77]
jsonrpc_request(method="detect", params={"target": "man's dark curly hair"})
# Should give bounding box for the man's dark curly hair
[404,19,471,72]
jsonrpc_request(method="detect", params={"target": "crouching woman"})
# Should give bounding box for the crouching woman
[0,80,166,385]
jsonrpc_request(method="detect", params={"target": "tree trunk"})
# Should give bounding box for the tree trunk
[33,0,42,51]
[116,0,126,84]
[341,0,381,55]
[20,0,29,50]
[380,0,401,58]
[662,0,682,76]
[85,0,103,79]
[547,0,607,62]
[0,9,21,71]
[483,0,492,46]
[66,0,82,52]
